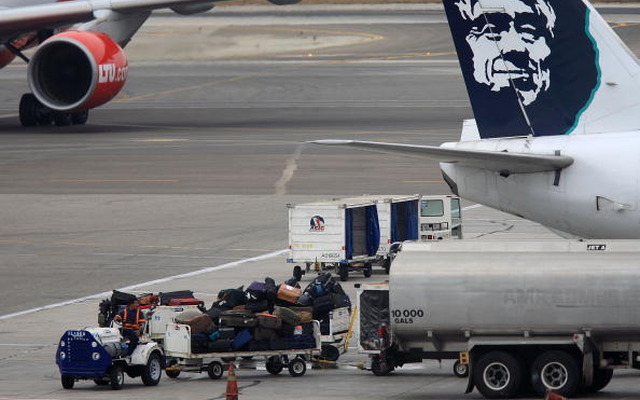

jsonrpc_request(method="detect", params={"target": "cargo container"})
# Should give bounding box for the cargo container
[359,240,640,398]
[287,197,381,281]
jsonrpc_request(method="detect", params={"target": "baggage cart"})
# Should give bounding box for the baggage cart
[319,306,351,361]
[287,197,381,281]
[147,305,203,343]
[163,321,322,379]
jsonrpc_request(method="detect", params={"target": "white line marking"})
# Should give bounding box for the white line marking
[0,249,287,321]
[462,204,483,211]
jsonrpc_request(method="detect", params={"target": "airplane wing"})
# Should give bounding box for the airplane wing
[312,140,574,174]
[0,0,219,41]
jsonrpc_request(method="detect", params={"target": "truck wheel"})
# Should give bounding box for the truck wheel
[141,352,162,386]
[165,369,181,379]
[288,357,307,377]
[453,360,469,378]
[320,344,340,362]
[207,361,224,380]
[383,258,391,274]
[531,351,580,397]
[293,265,303,281]
[371,355,393,376]
[338,264,348,281]
[110,365,125,390]
[61,375,75,389]
[474,351,522,398]
[363,263,372,278]
[266,356,283,375]
[587,368,613,393]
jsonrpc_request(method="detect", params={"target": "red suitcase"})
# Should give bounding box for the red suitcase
[168,298,204,306]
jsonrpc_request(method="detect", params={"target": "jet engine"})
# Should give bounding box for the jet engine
[27,31,127,114]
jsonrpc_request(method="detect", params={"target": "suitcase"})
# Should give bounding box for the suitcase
[220,310,258,328]
[160,290,194,305]
[232,329,253,350]
[246,281,267,301]
[218,327,236,340]
[257,313,282,329]
[313,294,335,316]
[286,335,316,349]
[249,340,271,351]
[186,314,214,334]
[279,322,295,337]
[208,339,233,352]
[169,298,204,307]
[254,326,278,341]
[274,306,301,326]
[276,284,302,304]
[270,337,288,350]
[191,333,210,353]
[220,288,247,308]
[111,290,138,305]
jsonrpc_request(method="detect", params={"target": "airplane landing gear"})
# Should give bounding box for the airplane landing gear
[19,93,89,127]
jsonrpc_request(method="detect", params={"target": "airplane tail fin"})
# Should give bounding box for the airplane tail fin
[443,0,640,139]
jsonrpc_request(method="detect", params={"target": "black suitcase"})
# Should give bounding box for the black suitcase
[191,334,210,353]
[208,339,233,352]
[313,294,335,316]
[111,290,137,305]
[160,290,194,305]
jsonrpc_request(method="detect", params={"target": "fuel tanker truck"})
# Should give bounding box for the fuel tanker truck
[358,240,640,399]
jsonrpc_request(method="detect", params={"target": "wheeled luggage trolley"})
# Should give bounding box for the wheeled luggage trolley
[163,321,321,379]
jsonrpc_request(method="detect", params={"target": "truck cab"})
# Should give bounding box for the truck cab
[419,195,462,241]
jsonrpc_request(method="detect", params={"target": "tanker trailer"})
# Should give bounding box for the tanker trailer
[358,240,640,399]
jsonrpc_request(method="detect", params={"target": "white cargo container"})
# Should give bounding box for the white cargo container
[287,197,382,281]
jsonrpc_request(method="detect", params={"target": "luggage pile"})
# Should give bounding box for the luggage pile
[97,275,351,356]
[181,274,350,354]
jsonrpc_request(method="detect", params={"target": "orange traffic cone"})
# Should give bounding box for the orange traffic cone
[545,390,568,400]
[226,363,239,400]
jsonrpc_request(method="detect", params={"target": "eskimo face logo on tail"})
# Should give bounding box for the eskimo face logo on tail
[309,215,325,232]
[444,0,599,138]
[457,0,555,106]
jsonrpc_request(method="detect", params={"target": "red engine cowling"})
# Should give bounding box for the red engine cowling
[28,31,127,112]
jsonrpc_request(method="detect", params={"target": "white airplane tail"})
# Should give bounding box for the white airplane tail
[442,0,640,138]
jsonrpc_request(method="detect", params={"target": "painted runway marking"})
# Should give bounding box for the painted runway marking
[0,249,286,321]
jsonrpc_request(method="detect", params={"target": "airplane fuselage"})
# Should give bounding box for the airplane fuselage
[441,132,640,238]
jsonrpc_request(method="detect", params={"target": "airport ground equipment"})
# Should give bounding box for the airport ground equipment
[147,305,203,344]
[358,240,640,398]
[418,195,462,241]
[319,306,351,361]
[162,321,321,378]
[56,327,163,390]
[287,197,382,281]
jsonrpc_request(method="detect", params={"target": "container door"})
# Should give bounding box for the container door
[366,205,380,256]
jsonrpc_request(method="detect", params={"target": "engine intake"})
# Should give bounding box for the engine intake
[28,31,127,112]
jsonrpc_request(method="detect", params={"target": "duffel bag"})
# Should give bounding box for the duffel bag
[186,314,214,334]
[274,306,301,326]
[232,329,253,350]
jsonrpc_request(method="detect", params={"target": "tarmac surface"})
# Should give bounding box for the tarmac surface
[1,4,640,400]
